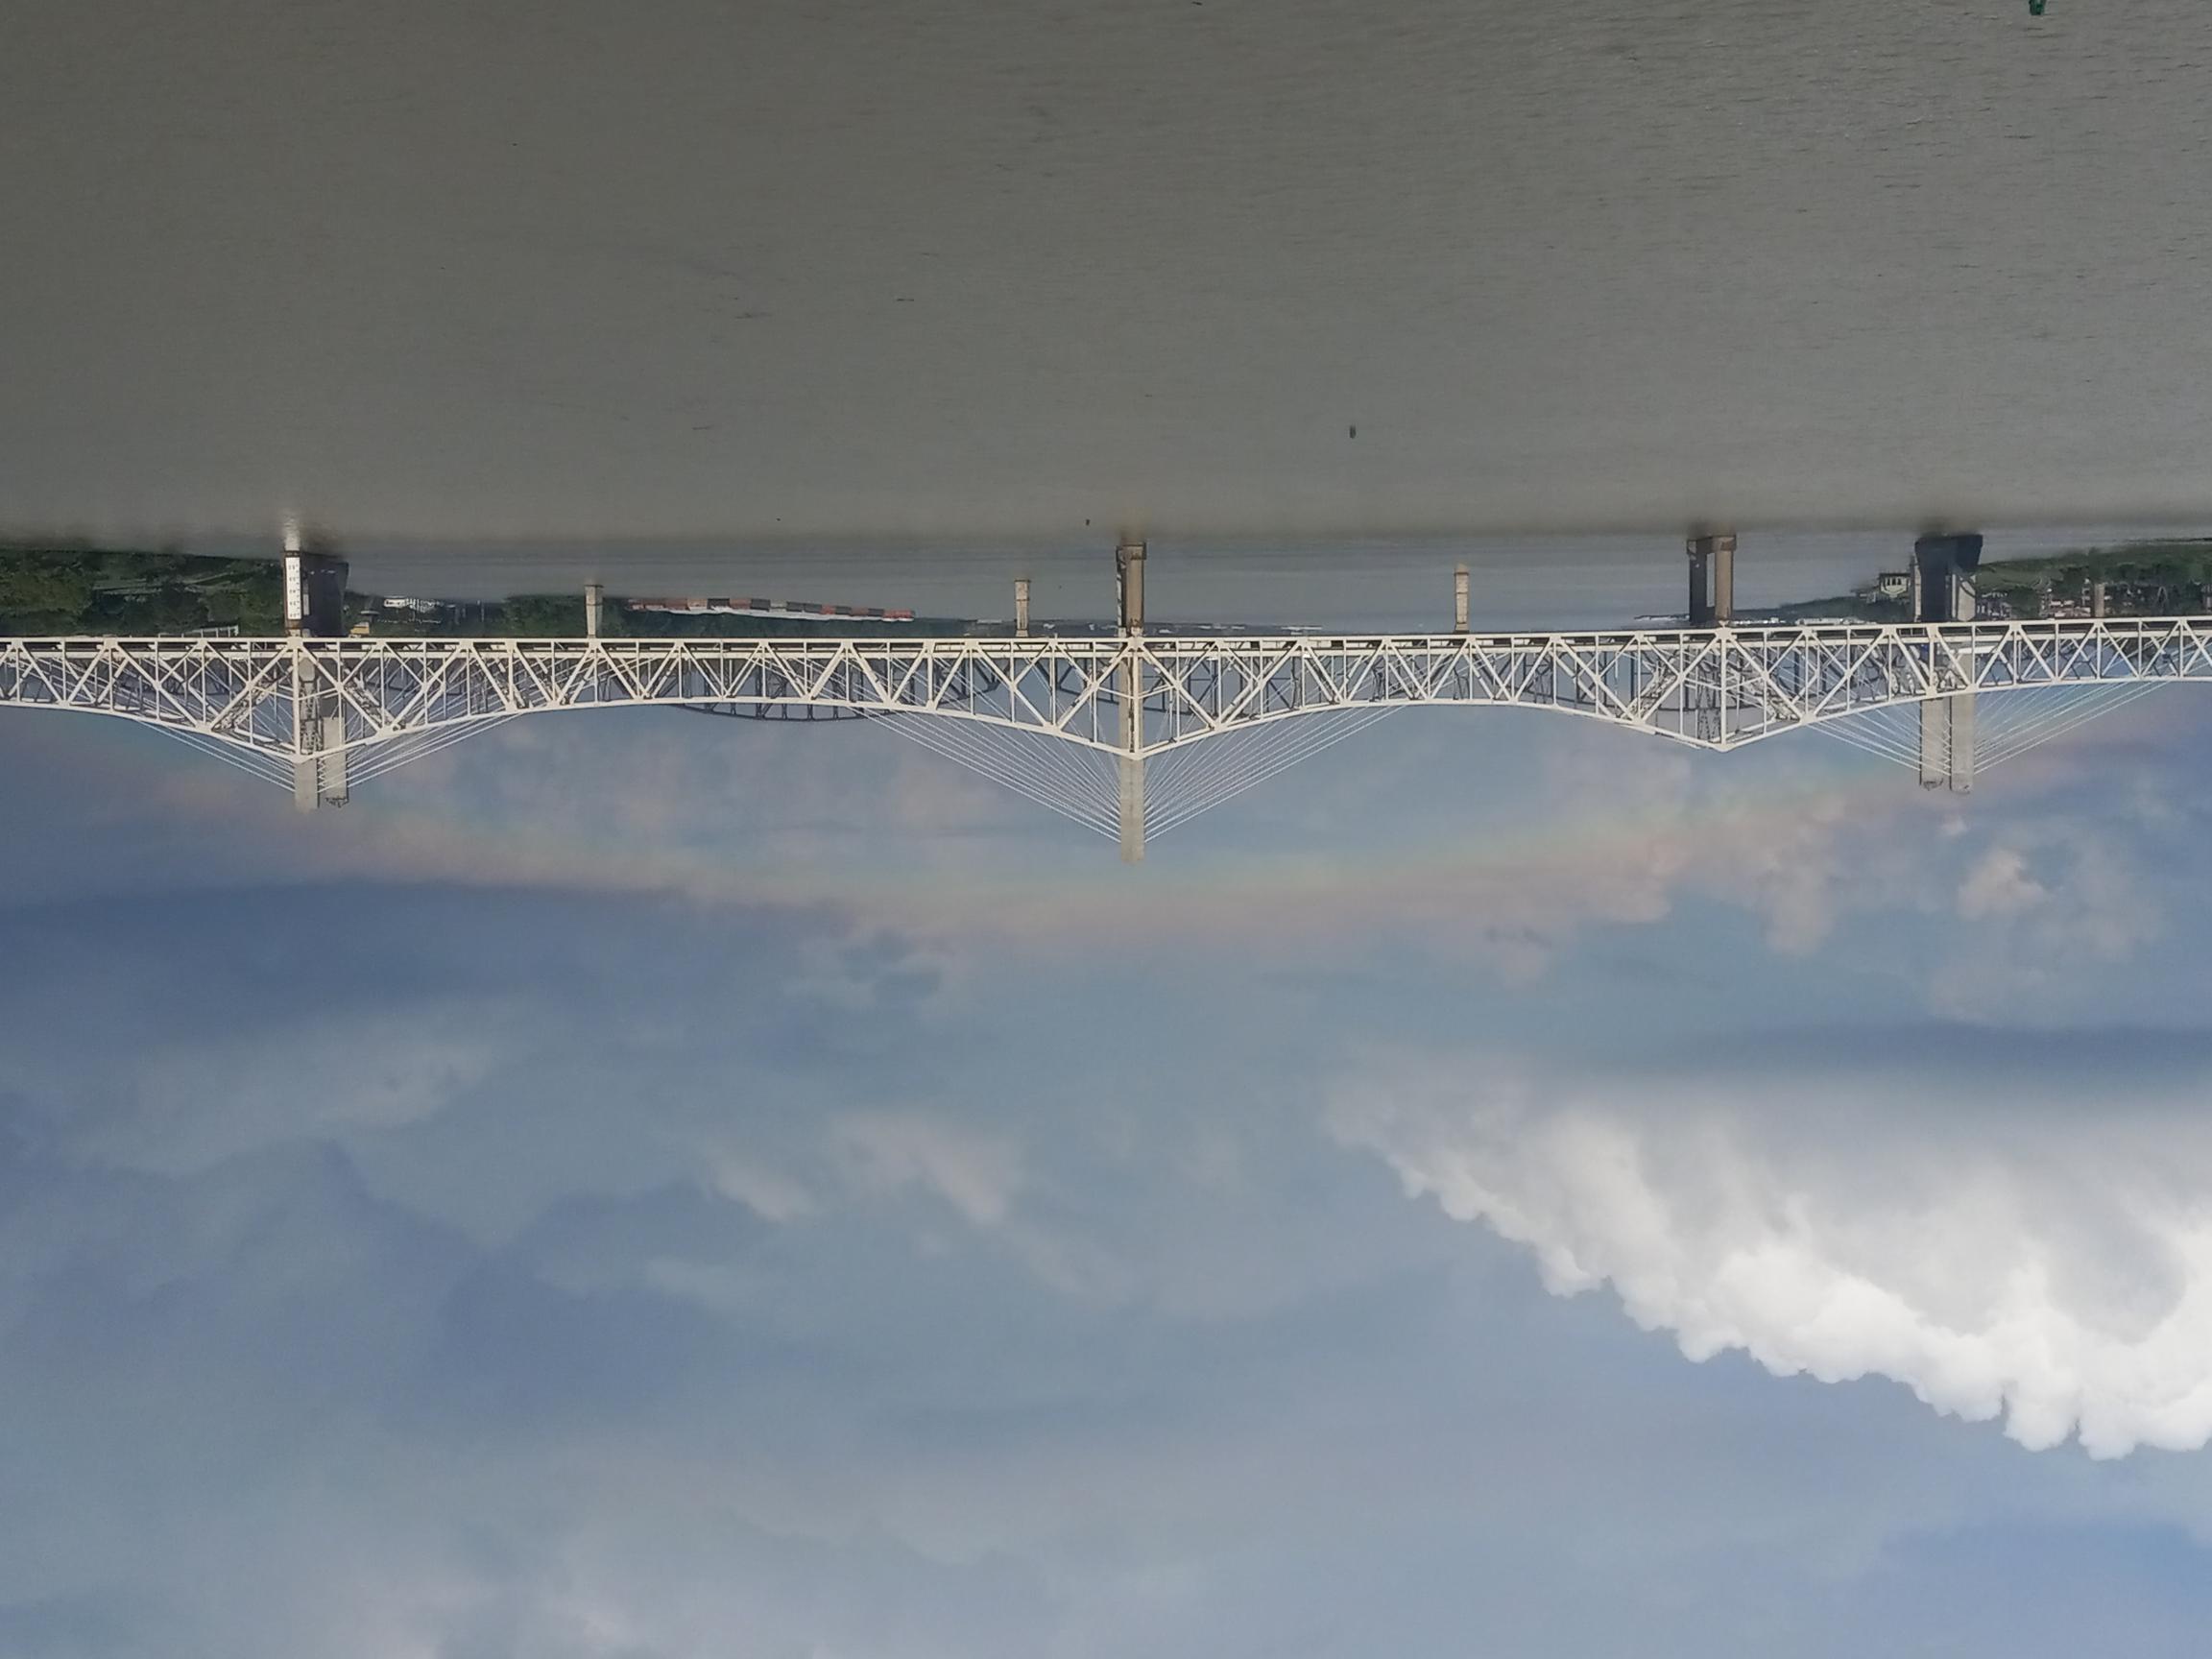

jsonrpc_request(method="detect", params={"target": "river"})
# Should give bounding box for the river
[3,0,2208,552]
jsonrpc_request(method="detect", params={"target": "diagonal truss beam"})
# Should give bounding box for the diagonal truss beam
[3,621,2206,783]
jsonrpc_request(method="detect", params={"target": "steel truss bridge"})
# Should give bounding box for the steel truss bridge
[2,618,2200,859]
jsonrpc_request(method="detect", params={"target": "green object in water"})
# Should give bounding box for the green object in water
[2030,0,2045,12]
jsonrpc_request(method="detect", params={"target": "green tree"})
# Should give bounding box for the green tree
[0,552,96,618]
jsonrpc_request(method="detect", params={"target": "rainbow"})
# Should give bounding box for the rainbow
[50,708,1941,953]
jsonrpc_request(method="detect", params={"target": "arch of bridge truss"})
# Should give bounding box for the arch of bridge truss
[0,674,2187,776]
[238,676,2197,759]
[0,685,1695,759]
[4,627,2209,763]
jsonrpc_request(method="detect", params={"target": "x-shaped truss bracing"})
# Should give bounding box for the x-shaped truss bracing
[3,619,2203,795]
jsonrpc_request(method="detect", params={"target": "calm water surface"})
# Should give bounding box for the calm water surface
[3,0,2208,543]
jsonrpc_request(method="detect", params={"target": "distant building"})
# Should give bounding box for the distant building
[630,596,917,622]
[1874,571,1911,599]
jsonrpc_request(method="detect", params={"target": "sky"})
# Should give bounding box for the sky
[6,688,2212,1658]
[9,0,2212,1651]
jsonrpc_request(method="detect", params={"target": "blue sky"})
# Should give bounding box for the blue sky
[4,691,2212,1657]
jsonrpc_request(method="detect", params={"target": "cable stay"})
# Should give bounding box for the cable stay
[1815,682,2163,777]
[156,715,518,793]
[877,706,1398,842]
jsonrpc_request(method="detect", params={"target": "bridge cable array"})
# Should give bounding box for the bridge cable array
[342,716,519,786]
[878,705,1398,841]
[1815,682,2163,774]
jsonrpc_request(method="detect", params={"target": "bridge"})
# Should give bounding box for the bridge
[2,613,2196,859]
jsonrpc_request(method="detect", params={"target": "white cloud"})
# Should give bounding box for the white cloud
[1936,824,2163,1018]
[1535,742,1865,957]
[1957,846,2048,918]
[703,1148,819,1222]
[831,1113,1026,1227]
[1331,1049,2212,1457]
[38,1008,509,1176]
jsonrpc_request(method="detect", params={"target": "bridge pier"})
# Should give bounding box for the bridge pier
[586,582,605,638]
[1913,532,1983,625]
[282,544,347,641]
[292,697,349,810]
[1686,532,1735,625]
[1911,532,1983,794]
[1918,694,1976,793]
[1116,542,1147,864]
[1950,693,1976,791]
[284,534,350,810]
[1455,565,1470,633]
[1015,576,1031,637]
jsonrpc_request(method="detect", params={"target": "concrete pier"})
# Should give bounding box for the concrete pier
[1455,565,1470,633]
[283,549,348,639]
[586,582,605,638]
[289,658,351,811]
[1949,693,1975,792]
[1686,533,1735,625]
[2092,580,2108,619]
[292,709,350,811]
[1910,535,1984,794]
[1116,542,1147,864]
[1116,541,1146,636]
[1015,576,1031,637]
[1918,694,1976,793]
[283,541,352,810]
[1913,532,1984,625]
[1686,542,1714,628]
[1118,730,1145,864]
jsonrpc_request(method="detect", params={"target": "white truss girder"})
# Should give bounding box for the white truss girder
[2,621,2205,777]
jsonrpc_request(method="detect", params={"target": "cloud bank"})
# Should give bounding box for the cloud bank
[1331,1046,2212,1457]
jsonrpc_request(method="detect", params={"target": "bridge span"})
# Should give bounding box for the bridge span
[2,615,2200,857]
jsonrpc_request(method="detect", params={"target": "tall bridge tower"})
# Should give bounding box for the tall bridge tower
[1914,532,1984,792]
[1116,541,1147,863]
[282,526,351,811]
